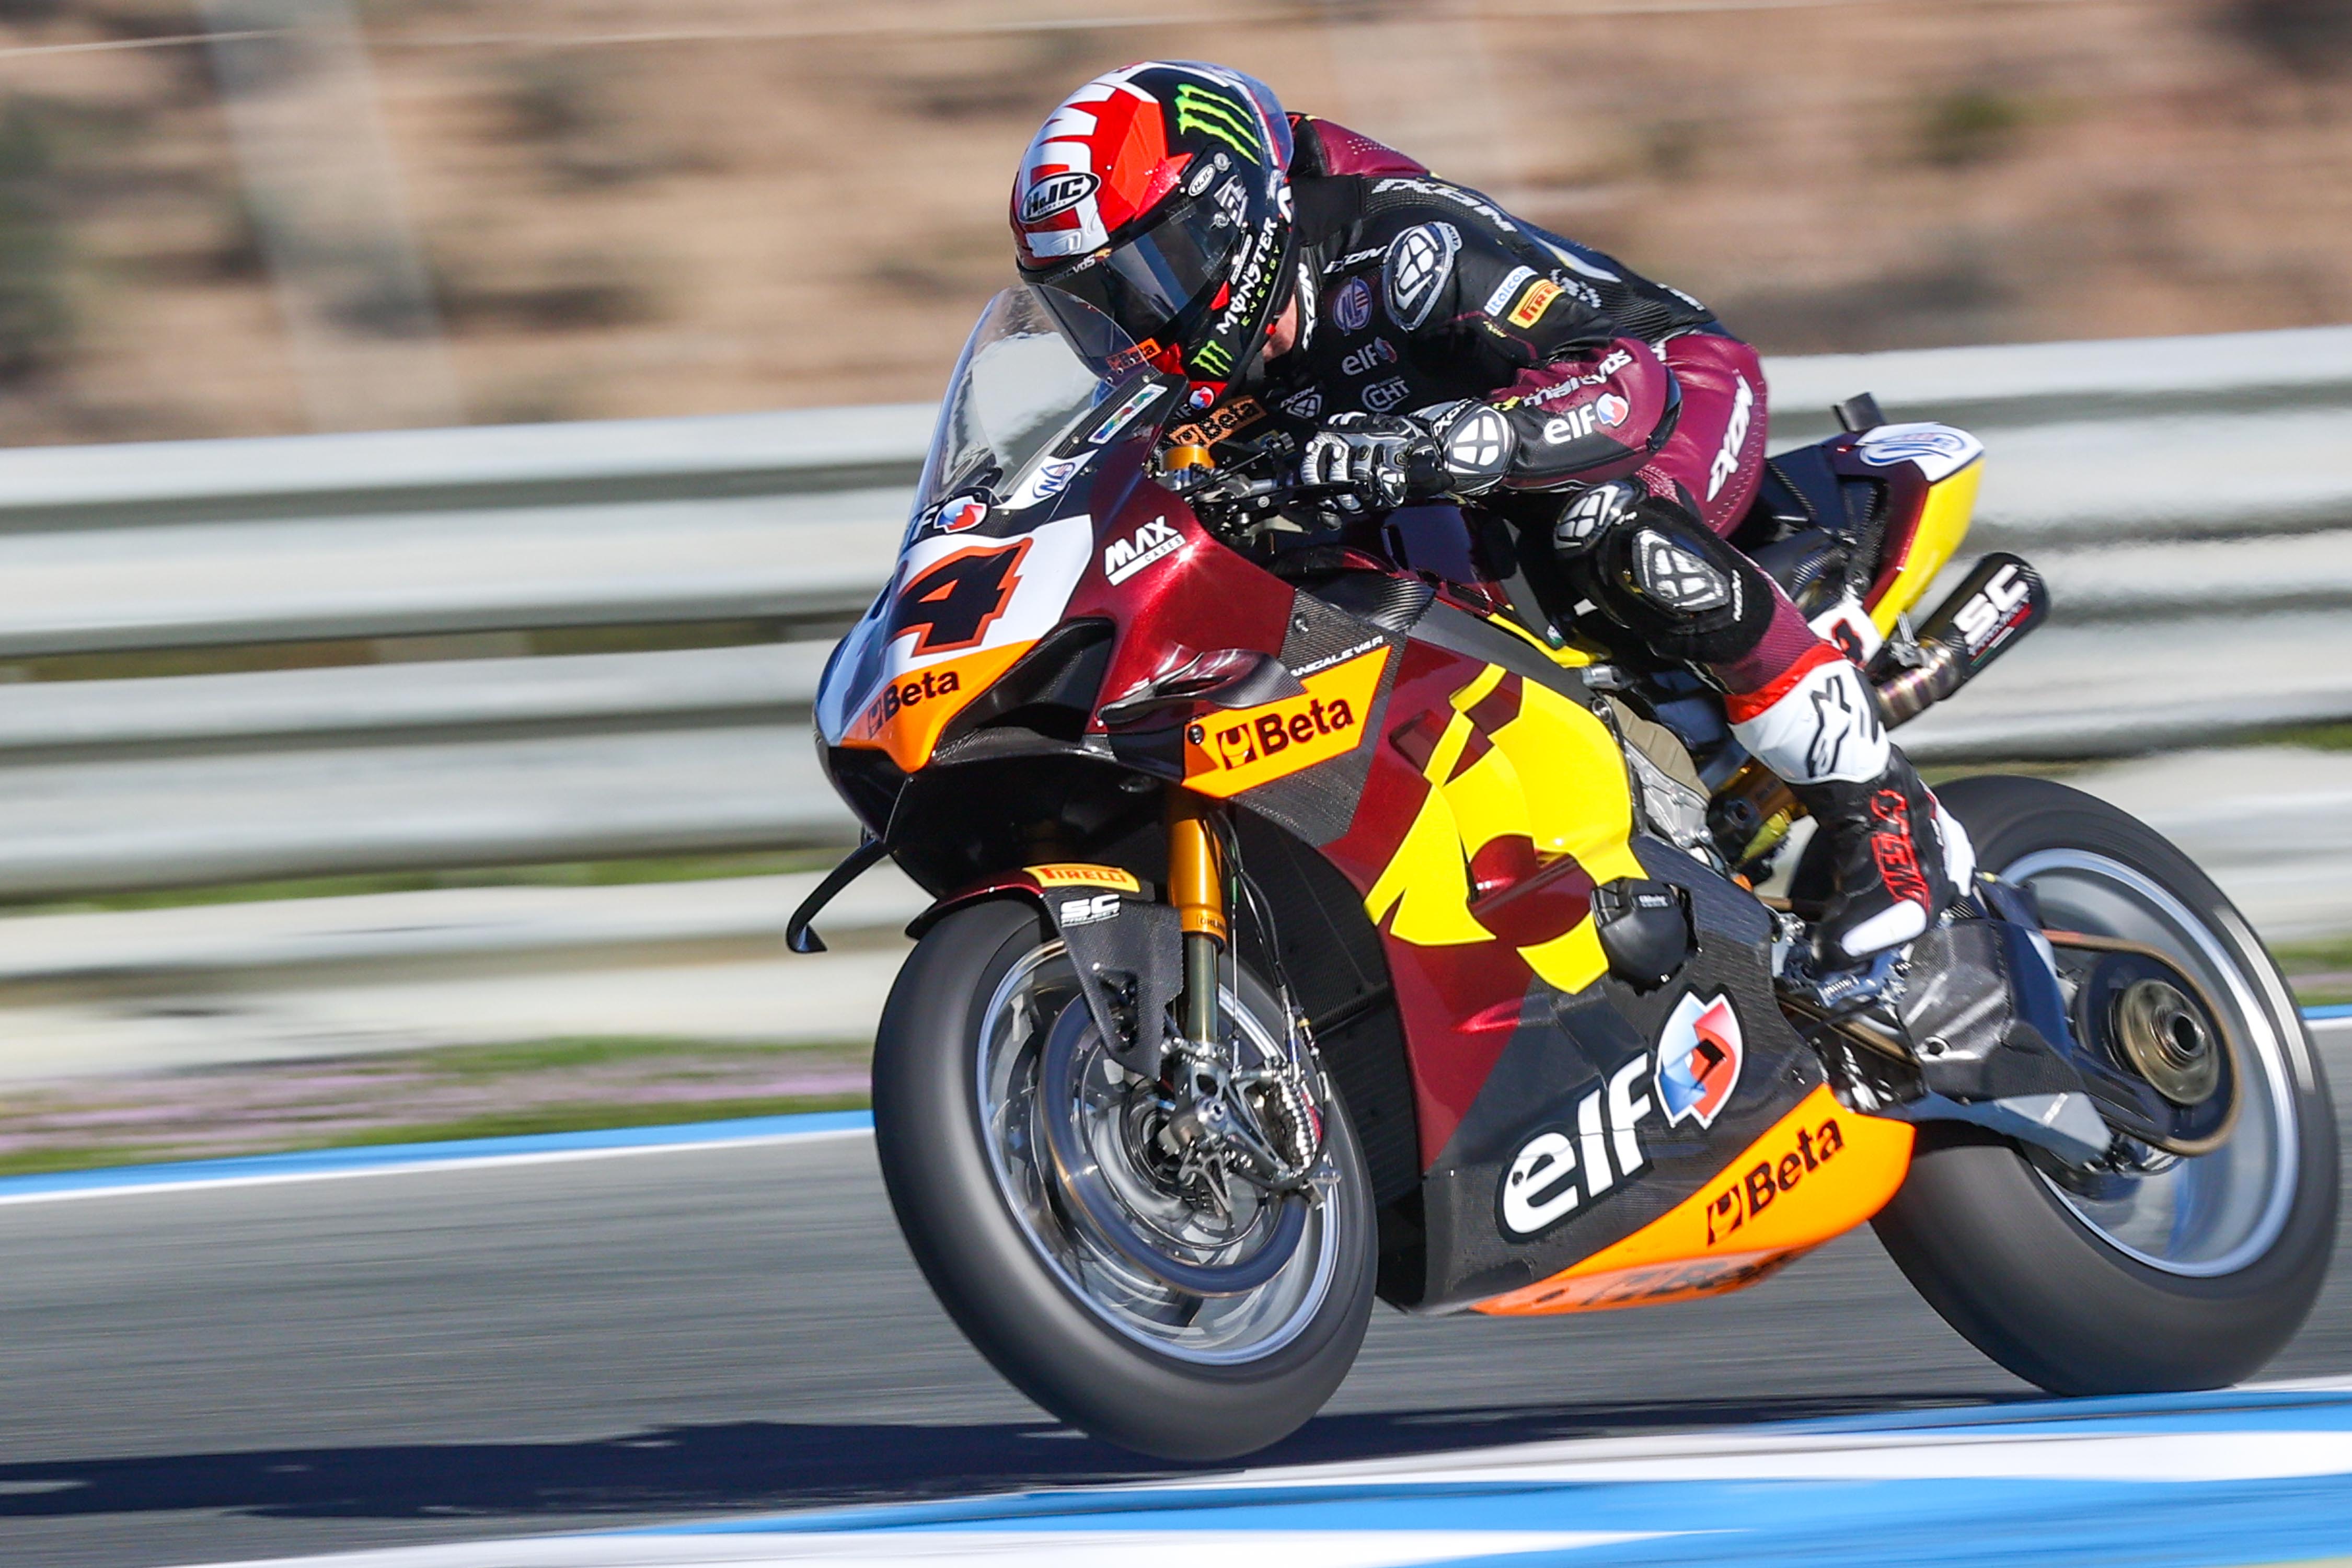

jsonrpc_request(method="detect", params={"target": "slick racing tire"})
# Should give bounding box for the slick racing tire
[872,897,1378,1460]
[1873,774,2336,1394]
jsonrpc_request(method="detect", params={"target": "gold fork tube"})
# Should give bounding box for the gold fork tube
[1168,794,1228,1046]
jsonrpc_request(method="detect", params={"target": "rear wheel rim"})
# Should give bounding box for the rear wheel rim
[2004,849,2300,1277]
[972,938,1345,1365]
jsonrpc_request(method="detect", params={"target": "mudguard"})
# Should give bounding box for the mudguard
[912,862,1180,1075]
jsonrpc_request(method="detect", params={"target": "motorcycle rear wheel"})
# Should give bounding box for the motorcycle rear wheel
[872,897,1378,1459]
[1874,774,2336,1393]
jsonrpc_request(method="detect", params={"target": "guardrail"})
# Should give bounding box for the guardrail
[0,325,2346,899]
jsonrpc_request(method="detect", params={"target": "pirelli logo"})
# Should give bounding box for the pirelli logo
[1026,863,1143,893]
[1507,278,1564,329]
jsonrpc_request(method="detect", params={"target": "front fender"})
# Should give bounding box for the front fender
[909,861,1178,1075]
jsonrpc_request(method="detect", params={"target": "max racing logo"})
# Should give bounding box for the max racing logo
[1103,516,1183,585]
[1704,1112,1852,1246]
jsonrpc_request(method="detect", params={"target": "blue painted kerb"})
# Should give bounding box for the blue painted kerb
[0,1109,875,1200]
[1,1001,2342,1201]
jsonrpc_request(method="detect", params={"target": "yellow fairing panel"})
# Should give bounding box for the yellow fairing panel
[1871,458,1984,634]
[1364,666,1644,994]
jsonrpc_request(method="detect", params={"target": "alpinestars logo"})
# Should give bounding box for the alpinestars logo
[1804,662,1880,779]
[1019,170,1099,224]
[1382,223,1460,330]
[1102,516,1183,584]
[1499,1056,1655,1237]
[1655,991,1743,1128]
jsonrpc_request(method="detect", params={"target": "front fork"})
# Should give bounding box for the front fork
[1167,792,1229,1049]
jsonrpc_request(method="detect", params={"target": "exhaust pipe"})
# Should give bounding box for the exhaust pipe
[1873,552,2050,727]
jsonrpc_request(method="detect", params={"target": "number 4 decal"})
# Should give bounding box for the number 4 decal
[891,541,1029,655]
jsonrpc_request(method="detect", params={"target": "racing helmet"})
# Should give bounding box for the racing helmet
[1011,62,1297,402]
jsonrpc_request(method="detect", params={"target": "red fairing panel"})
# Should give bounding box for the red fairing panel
[1298,116,1429,179]
[1490,338,1679,492]
[1633,333,1769,537]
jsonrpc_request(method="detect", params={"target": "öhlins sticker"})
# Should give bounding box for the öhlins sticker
[1182,648,1388,797]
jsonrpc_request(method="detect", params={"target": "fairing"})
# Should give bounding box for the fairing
[822,292,1971,1319]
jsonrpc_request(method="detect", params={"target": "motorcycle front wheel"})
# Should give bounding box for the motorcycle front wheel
[871,897,1378,1459]
[1874,774,2337,1393]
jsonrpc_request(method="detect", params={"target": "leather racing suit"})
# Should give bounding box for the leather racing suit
[1215,116,1974,962]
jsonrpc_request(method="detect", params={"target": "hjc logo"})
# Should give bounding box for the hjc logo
[1019,170,1098,224]
[1499,1056,1654,1236]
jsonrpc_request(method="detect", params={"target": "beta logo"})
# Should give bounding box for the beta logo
[1018,170,1099,225]
[1500,1054,1656,1237]
[1655,990,1743,1129]
[853,665,963,737]
[1182,647,1388,798]
[1705,1114,1851,1246]
[1102,516,1184,585]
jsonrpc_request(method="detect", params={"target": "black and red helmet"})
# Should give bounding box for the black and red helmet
[1012,62,1297,403]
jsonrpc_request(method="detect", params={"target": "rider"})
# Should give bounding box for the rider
[1009,61,1974,966]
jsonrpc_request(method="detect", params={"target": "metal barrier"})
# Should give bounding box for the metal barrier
[1,325,2346,898]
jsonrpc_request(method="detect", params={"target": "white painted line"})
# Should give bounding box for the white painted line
[191,1530,1656,1568]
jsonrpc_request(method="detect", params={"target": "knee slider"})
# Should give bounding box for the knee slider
[1579,498,1774,664]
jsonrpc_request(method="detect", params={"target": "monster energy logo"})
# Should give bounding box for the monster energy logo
[1192,340,1233,376]
[1173,84,1261,159]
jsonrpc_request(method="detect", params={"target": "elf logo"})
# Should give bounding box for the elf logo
[1341,338,1398,377]
[1498,1055,1655,1237]
[1102,516,1183,585]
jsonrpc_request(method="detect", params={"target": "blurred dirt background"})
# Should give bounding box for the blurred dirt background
[0,0,2345,445]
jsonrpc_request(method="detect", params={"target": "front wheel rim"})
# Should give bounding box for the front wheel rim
[2004,848,2302,1277]
[972,938,1346,1365]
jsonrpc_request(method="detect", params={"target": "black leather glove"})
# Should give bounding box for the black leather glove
[1299,402,1518,513]
[1299,413,1446,512]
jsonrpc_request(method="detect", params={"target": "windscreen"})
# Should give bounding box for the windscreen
[909,286,1139,536]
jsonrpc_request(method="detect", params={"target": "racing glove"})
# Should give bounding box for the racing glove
[1300,401,1517,512]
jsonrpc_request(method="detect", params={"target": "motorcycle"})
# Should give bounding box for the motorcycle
[792,285,2336,1460]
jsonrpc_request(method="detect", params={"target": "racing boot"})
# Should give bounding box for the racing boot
[1726,643,1976,964]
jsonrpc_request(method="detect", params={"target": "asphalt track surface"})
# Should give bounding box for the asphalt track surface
[5,1040,2351,1568]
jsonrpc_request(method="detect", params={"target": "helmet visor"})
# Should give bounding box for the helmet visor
[1034,193,1246,374]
